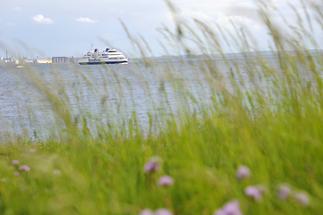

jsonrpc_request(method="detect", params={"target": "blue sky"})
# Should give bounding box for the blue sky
[0,0,322,57]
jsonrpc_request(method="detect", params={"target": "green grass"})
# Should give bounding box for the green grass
[0,0,323,214]
[0,95,323,215]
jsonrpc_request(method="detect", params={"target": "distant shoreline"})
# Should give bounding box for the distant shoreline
[0,49,322,65]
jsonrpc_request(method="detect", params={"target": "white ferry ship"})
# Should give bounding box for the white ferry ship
[78,48,128,65]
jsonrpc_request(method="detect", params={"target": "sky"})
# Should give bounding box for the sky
[0,0,322,58]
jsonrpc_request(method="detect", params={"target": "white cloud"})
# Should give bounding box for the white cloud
[76,17,98,24]
[32,14,54,24]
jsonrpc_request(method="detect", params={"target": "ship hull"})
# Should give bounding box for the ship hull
[79,60,128,65]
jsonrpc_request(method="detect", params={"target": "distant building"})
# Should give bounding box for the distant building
[3,58,14,64]
[52,57,69,64]
[36,58,52,64]
[23,58,35,64]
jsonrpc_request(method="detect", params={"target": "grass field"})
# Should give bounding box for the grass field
[0,1,322,214]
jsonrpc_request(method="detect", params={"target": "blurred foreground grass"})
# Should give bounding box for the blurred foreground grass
[0,0,323,214]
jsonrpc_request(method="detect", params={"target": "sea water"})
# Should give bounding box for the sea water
[0,53,321,139]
